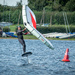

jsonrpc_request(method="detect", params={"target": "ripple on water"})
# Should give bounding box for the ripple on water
[0,39,75,75]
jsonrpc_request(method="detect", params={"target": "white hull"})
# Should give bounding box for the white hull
[59,34,75,39]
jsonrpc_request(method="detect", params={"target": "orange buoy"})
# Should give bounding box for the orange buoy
[62,48,70,62]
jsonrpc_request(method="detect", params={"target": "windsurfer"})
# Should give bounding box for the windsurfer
[16,26,27,53]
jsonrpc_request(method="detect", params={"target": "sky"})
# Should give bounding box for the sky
[0,0,27,6]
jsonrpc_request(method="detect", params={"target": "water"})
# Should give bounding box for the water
[0,39,75,75]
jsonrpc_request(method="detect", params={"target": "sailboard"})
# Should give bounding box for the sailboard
[22,1,54,50]
[22,52,32,57]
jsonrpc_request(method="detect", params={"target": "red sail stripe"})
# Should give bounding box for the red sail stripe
[30,12,36,29]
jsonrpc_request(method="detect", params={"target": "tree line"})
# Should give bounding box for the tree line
[28,0,75,11]
[0,0,75,24]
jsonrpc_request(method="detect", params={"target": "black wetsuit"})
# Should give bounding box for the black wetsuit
[17,30,26,53]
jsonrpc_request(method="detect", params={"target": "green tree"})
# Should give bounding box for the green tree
[53,0,62,11]
[64,0,75,11]
[16,0,22,10]
[35,0,45,11]
[28,0,36,10]
[0,4,3,12]
[59,0,70,6]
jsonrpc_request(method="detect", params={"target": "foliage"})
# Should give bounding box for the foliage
[0,0,75,24]
[35,11,75,25]
[59,0,70,6]
[64,0,75,11]
[3,27,10,32]
[37,25,75,33]
[28,0,75,11]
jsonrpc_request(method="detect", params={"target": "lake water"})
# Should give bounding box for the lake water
[0,39,75,75]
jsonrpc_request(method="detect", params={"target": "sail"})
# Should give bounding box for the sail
[22,5,54,50]
[26,6,36,29]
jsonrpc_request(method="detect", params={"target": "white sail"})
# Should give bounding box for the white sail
[22,4,54,50]
[26,6,36,29]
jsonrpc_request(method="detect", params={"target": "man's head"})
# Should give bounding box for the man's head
[18,26,21,30]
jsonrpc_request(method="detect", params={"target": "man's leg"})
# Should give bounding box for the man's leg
[23,40,26,53]
[18,39,26,53]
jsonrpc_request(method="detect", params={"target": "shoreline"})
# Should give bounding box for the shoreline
[0,37,75,41]
[0,33,75,40]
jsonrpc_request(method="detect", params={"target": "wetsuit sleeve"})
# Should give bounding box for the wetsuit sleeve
[24,32,29,35]
[23,32,30,35]
[22,28,26,32]
[22,30,24,32]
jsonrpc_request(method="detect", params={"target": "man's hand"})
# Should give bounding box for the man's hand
[23,28,26,31]
[24,28,26,30]
[27,32,30,34]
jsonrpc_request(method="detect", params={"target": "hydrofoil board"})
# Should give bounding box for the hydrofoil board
[22,52,32,57]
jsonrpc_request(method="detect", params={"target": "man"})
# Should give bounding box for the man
[16,26,27,53]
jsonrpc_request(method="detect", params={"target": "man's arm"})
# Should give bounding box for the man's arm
[22,28,26,32]
[23,32,30,35]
